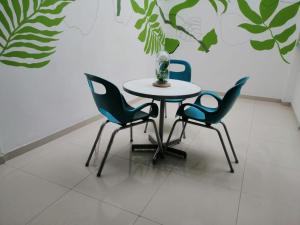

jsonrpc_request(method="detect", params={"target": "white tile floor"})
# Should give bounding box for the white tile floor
[0,98,300,225]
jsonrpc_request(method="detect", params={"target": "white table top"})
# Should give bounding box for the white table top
[123,78,201,100]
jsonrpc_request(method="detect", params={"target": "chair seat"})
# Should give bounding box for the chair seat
[184,107,206,122]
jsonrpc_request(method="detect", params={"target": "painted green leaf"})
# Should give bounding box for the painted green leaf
[7,42,56,52]
[135,17,147,29]
[169,0,200,27]
[40,2,71,14]
[280,40,296,55]
[149,14,159,22]
[0,0,71,68]
[3,51,55,59]
[269,2,300,28]
[0,59,50,68]
[133,0,167,55]
[130,0,145,15]
[146,0,156,16]
[239,23,268,33]
[198,29,218,52]
[274,24,296,43]
[165,38,180,54]
[209,0,218,12]
[217,0,228,13]
[117,0,121,16]
[259,0,279,22]
[17,26,62,37]
[250,39,275,50]
[0,0,15,29]
[28,16,65,27]
[237,0,262,24]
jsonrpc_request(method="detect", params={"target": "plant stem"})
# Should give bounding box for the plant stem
[264,23,289,64]
[156,3,209,53]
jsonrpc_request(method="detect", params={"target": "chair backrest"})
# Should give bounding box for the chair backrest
[235,76,249,85]
[85,73,127,124]
[208,78,249,123]
[169,59,191,82]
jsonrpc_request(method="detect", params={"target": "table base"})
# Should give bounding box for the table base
[131,135,187,163]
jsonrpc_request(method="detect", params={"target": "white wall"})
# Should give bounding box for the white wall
[1,0,299,154]
[0,1,154,154]
[164,0,297,99]
[292,69,300,123]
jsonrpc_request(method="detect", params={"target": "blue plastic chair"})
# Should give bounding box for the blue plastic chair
[85,74,163,177]
[166,77,249,173]
[144,59,192,135]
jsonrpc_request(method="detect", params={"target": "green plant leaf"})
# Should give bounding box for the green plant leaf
[239,23,268,33]
[217,0,228,13]
[0,29,7,41]
[165,37,180,54]
[274,24,296,43]
[198,29,218,52]
[144,0,149,11]
[259,0,279,22]
[130,0,145,14]
[269,2,300,28]
[0,59,50,68]
[237,0,262,24]
[138,23,148,42]
[250,39,275,50]
[117,0,121,16]
[280,40,296,55]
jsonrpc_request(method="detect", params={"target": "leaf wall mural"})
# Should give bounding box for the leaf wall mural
[131,0,180,55]
[238,0,300,64]
[0,0,73,68]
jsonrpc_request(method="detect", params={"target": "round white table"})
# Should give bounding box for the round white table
[123,78,201,161]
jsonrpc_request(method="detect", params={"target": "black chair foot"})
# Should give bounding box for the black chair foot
[230,169,234,173]
[235,160,239,164]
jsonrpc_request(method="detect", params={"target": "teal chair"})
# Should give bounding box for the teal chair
[144,59,192,136]
[85,74,163,177]
[166,77,249,173]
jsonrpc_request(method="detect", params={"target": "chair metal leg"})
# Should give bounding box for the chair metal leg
[220,122,238,163]
[165,102,167,118]
[97,128,121,177]
[130,124,133,143]
[144,99,155,133]
[179,102,186,139]
[85,120,109,167]
[166,119,182,147]
[211,126,234,173]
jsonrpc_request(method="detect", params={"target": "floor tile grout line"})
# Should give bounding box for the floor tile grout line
[25,189,71,225]
[71,187,141,217]
[138,168,173,218]
[234,100,256,225]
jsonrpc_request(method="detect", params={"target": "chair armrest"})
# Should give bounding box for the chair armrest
[196,90,222,105]
[176,103,210,117]
[128,102,159,118]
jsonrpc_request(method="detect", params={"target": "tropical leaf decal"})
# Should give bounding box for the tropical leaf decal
[238,0,300,63]
[0,0,72,68]
[131,0,179,55]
